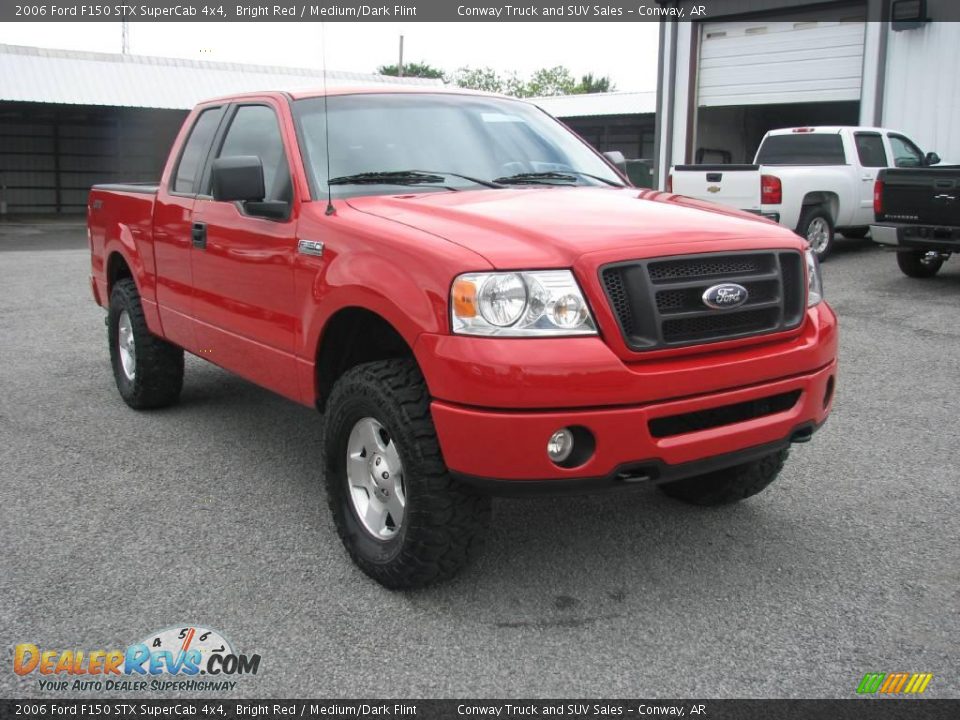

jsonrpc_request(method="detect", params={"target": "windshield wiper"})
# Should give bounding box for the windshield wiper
[328,170,503,189]
[493,171,625,187]
[329,171,446,186]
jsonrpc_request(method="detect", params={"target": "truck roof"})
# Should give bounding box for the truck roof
[765,126,889,136]
[200,85,509,106]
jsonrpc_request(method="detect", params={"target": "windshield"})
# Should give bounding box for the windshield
[292,93,623,198]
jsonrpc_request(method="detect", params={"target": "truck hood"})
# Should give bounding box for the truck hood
[345,187,802,268]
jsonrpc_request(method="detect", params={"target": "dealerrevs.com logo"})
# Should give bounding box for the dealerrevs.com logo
[13,625,260,692]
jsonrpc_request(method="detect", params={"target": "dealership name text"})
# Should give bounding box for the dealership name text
[17,2,706,18]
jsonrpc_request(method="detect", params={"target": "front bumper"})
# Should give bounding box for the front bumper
[431,359,837,487]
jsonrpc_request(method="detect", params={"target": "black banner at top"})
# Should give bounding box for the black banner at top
[5,0,960,23]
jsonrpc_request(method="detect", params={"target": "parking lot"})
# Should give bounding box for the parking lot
[1,222,958,699]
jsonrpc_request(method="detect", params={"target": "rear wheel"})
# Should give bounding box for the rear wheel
[658,449,789,506]
[323,359,491,589]
[798,207,835,260]
[897,250,945,278]
[108,278,184,409]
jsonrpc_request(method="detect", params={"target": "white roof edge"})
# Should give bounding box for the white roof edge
[0,43,443,111]
[0,43,441,84]
[528,91,657,118]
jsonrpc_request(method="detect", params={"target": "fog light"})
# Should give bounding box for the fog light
[547,428,574,463]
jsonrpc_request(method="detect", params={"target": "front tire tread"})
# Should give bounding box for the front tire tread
[323,359,490,589]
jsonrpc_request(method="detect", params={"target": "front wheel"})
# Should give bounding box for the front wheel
[322,359,491,589]
[897,250,945,278]
[658,449,789,506]
[798,207,835,260]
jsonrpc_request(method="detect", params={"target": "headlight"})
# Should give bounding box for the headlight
[451,270,597,336]
[805,249,823,307]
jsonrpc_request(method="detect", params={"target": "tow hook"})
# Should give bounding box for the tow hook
[790,427,814,444]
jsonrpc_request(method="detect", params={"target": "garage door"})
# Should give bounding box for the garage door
[698,19,866,107]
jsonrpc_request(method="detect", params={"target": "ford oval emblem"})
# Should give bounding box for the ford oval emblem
[702,283,749,310]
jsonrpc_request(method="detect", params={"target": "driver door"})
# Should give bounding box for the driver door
[189,101,301,401]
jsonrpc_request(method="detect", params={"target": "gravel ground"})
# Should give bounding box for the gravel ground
[1,223,957,699]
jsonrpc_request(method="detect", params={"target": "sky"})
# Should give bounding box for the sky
[1,22,660,93]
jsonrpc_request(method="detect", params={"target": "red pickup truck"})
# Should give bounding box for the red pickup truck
[88,88,837,588]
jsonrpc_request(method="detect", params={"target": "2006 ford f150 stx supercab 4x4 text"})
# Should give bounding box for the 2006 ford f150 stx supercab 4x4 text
[88,88,838,588]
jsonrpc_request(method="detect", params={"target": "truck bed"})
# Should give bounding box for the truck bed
[87,183,159,310]
[876,167,960,227]
[91,182,160,195]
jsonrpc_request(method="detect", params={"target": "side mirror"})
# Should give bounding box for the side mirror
[604,150,627,173]
[212,156,265,202]
[924,151,941,166]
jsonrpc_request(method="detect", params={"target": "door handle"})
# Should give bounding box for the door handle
[191,222,207,249]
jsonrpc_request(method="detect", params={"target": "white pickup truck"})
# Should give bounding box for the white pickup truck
[669,126,944,259]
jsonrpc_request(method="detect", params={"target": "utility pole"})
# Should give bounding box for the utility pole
[121,21,130,54]
[398,35,404,77]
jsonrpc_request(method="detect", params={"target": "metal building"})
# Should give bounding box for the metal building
[654,0,960,188]
[0,44,441,216]
[531,91,657,159]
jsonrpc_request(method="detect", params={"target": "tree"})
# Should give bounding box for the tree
[575,73,615,94]
[449,66,512,93]
[397,63,617,98]
[521,66,578,97]
[377,61,444,79]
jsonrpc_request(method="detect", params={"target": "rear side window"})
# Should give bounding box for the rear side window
[755,134,846,165]
[173,107,223,194]
[854,133,888,167]
[216,105,292,203]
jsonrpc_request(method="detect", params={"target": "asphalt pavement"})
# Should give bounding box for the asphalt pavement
[1,222,957,699]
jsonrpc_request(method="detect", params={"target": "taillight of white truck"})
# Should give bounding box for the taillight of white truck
[761,174,782,205]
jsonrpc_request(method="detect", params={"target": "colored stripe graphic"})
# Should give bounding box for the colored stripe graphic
[857,672,932,694]
[857,673,885,694]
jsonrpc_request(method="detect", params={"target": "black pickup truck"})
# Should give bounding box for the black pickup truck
[872,166,960,278]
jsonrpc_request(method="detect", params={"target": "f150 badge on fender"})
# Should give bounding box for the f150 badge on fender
[702,283,749,310]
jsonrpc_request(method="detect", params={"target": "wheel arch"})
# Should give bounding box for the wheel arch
[799,192,839,226]
[106,250,134,297]
[314,306,419,411]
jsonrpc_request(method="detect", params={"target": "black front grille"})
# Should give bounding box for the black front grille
[649,390,801,438]
[647,255,767,282]
[601,251,806,351]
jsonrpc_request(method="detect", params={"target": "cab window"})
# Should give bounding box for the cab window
[854,133,888,168]
[173,107,223,194]
[215,105,292,203]
[888,134,924,168]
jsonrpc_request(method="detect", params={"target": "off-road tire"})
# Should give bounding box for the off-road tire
[108,278,184,409]
[322,359,491,589]
[897,250,944,278]
[658,449,789,506]
[798,206,835,260]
